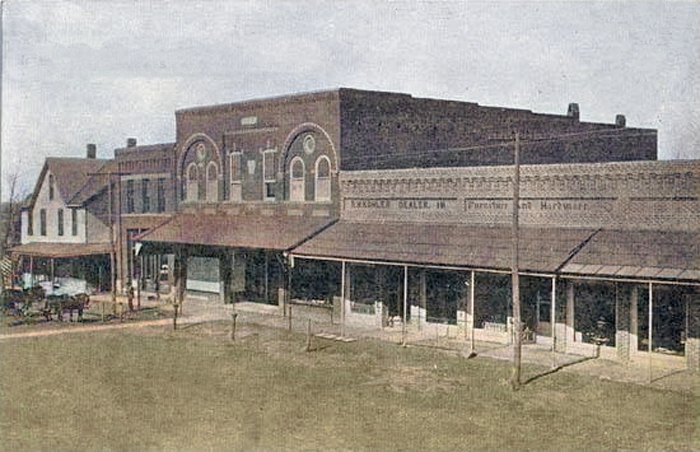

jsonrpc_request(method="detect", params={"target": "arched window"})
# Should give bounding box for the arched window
[315,156,331,202]
[206,162,219,202]
[186,163,198,202]
[289,157,305,202]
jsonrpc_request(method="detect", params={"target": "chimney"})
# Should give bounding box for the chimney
[567,103,580,121]
[127,138,137,147]
[615,114,626,127]
[86,143,97,159]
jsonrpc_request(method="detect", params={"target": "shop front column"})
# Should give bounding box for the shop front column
[616,284,631,362]
[686,291,700,372]
[174,246,188,309]
[630,286,639,354]
[565,281,576,351]
[467,270,475,354]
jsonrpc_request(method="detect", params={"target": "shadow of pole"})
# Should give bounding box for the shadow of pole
[522,354,599,386]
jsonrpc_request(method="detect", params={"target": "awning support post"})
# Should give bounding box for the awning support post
[402,265,408,346]
[340,260,346,338]
[468,270,475,355]
[551,276,557,369]
[648,282,653,383]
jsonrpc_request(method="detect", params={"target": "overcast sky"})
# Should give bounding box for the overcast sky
[2,0,699,201]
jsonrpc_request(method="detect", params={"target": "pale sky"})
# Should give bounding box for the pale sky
[2,0,699,201]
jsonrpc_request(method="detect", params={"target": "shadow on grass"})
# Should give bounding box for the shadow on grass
[522,354,599,385]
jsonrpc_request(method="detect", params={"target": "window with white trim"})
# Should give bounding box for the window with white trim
[49,174,55,200]
[57,208,64,236]
[262,150,276,201]
[315,156,331,202]
[206,162,219,202]
[186,163,198,202]
[71,209,78,236]
[290,157,305,202]
[229,152,242,201]
[40,209,47,236]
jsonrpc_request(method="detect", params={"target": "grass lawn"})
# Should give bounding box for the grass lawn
[1,321,698,451]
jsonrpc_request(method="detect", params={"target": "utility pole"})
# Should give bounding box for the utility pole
[510,132,522,390]
[108,172,117,315]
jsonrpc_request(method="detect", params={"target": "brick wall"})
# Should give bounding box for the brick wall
[340,159,700,232]
[338,88,657,170]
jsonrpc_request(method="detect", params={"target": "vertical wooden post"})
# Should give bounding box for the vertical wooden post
[551,276,557,369]
[468,270,475,355]
[173,302,178,330]
[510,132,522,390]
[306,319,312,352]
[402,265,408,346]
[231,312,237,342]
[340,260,346,338]
[648,282,653,383]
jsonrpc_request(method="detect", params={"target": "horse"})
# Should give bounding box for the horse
[1,288,25,314]
[1,285,45,317]
[44,293,90,322]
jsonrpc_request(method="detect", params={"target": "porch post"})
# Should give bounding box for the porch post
[630,286,639,353]
[340,260,346,338]
[566,281,575,351]
[468,270,475,354]
[419,269,427,330]
[616,283,631,362]
[648,282,653,383]
[402,265,408,346]
[551,276,557,369]
[686,291,700,372]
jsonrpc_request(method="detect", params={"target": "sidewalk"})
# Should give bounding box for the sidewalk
[2,293,698,394]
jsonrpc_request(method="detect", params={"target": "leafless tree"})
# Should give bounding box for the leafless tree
[1,172,26,259]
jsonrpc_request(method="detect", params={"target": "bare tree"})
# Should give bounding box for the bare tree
[1,172,26,258]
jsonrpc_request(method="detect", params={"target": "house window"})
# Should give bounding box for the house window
[186,163,198,202]
[126,180,135,213]
[57,209,64,236]
[229,152,242,201]
[71,209,78,236]
[315,156,331,202]
[263,150,276,201]
[142,178,150,213]
[27,211,33,236]
[40,209,47,236]
[206,162,218,202]
[289,157,305,202]
[157,178,166,212]
[49,174,55,200]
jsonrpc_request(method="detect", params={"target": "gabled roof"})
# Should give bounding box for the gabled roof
[29,158,109,208]
[68,159,118,206]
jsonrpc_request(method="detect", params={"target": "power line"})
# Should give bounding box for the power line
[341,128,656,166]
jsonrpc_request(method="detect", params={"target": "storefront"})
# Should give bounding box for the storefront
[289,160,700,369]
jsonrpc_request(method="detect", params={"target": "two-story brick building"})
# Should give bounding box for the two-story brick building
[136,88,700,371]
[136,89,653,298]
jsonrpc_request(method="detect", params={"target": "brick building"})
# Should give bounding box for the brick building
[290,159,700,369]
[140,88,658,304]
[116,88,700,370]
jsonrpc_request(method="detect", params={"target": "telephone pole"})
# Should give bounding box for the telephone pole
[510,132,522,390]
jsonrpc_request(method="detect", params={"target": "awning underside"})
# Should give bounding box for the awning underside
[291,221,597,273]
[562,230,700,281]
[291,221,700,281]
[10,242,112,259]
[136,213,335,251]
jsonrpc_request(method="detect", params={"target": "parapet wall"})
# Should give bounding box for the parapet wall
[339,159,700,231]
